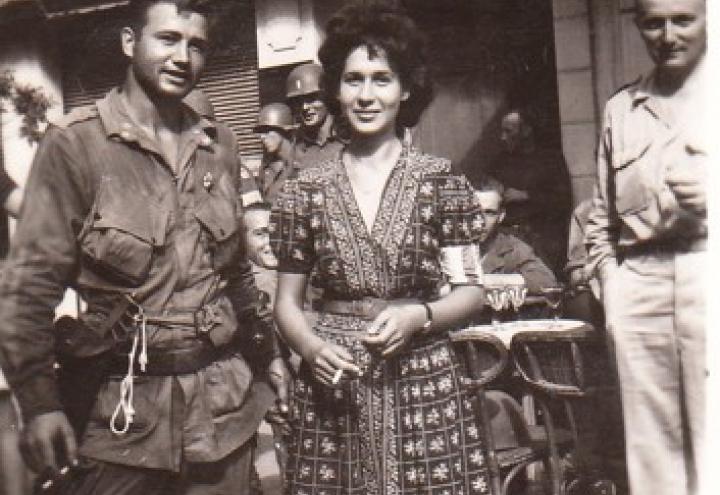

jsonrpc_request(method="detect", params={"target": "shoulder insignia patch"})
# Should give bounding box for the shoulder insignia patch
[51,105,98,129]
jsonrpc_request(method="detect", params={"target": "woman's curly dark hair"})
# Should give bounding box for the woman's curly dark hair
[318,0,433,130]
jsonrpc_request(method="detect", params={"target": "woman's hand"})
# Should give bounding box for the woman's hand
[307,342,362,387]
[361,304,427,358]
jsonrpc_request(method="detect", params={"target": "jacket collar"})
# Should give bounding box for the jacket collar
[96,88,217,152]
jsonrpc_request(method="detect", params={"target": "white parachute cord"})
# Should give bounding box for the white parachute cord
[110,327,139,435]
[137,308,148,373]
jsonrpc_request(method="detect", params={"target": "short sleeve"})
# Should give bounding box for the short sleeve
[435,173,484,285]
[269,179,314,274]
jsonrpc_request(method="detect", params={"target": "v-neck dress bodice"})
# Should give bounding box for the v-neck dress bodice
[271,146,484,301]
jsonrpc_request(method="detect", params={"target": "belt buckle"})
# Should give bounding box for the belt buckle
[194,305,222,335]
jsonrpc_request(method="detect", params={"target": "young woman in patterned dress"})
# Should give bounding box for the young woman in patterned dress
[271,2,489,493]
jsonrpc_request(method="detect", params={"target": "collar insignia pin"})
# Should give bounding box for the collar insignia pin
[203,172,214,191]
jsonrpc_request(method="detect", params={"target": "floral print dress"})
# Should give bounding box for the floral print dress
[270,146,489,495]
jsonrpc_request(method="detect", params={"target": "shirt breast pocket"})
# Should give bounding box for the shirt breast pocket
[80,200,169,287]
[612,141,651,216]
[194,173,241,270]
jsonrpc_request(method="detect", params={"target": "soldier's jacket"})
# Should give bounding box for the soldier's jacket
[293,114,346,170]
[0,88,280,470]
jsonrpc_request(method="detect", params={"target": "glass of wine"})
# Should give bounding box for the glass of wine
[540,284,564,325]
[509,285,528,321]
[486,288,507,330]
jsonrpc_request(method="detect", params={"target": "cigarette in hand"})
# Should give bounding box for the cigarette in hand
[331,368,343,385]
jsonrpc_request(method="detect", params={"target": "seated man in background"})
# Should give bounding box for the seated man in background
[476,177,557,294]
[486,108,572,275]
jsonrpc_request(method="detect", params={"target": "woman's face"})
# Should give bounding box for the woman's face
[338,45,409,138]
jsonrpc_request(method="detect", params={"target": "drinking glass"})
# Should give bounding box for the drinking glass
[509,285,528,320]
[486,288,507,329]
[540,284,564,324]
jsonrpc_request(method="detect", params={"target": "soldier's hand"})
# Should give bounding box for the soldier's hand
[19,411,77,473]
[666,174,706,216]
[268,357,293,415]
[666,160,707,216]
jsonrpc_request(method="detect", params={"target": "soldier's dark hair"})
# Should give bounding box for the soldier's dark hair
[127,0,217,37]
[318,0,432,130]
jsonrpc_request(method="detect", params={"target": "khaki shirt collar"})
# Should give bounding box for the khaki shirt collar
[630,72,667,124]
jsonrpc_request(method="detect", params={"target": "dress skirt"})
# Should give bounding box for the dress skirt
[283,313,489,495]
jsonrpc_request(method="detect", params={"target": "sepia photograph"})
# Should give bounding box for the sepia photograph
[0,1,712,494]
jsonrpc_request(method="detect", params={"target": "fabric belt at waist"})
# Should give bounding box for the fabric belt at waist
[319,297,423,320]
[619,236,707,258]
[109,339,232,376]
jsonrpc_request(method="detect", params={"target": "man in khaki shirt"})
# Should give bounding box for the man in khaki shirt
[585,1,706,493]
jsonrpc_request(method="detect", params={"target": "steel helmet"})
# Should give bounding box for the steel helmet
[286,63,324,99]
[253,103,296,133]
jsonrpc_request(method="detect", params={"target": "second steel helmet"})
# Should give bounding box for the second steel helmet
[285,63,324,99]
[253,103,296,133]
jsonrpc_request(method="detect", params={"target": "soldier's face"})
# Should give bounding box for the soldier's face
[259,129,285,155]
[123,3,209,100]
[243,209,277,269]
[636,0,706,74]
[500,112,523,153]
[291,93,329,130]
[475,191,505,243]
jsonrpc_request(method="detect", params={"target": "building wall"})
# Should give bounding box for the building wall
[552,0,652,206]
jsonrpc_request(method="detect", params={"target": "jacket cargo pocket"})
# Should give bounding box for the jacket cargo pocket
[194,172,241,270]
[92,375,162,435]
[612,141,651,216]
[80,199,169,287]
[202,354,253,417]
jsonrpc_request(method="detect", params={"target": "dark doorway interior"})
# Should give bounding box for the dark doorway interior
[404,0,561,184]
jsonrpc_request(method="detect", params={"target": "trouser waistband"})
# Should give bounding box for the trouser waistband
[619,237,707,258]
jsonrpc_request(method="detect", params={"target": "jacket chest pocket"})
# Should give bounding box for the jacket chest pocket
[80,198,169,287]
[611,141,652,216]
[194,173,241,271]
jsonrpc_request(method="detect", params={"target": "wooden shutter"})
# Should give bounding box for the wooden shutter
[60,1,262,160]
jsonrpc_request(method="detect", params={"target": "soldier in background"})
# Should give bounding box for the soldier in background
[285,63,345,168]
[486,108,572,275]
[253,103,297,202]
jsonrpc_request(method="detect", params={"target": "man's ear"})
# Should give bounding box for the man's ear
[121,27,136,58]
[499,209,506,224]
[401,90,410,102]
